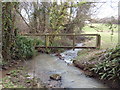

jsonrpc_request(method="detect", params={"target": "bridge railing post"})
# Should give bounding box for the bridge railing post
[73,33,75,51]
[45,34,47,48]
[96,34,101,49]
[45,33,49,48]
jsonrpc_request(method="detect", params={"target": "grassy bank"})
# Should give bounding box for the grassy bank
[77,23,118,62]
[75,23,119,88]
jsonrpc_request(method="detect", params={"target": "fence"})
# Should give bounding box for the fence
[23,33,101,50]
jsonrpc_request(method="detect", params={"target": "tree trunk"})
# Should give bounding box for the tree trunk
[2,2,16,61]
[33,2,38,33]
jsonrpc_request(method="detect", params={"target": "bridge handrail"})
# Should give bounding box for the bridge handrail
[22,33,101,49]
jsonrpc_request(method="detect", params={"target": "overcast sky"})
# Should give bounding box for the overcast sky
[3,0,119,19]
[91,0,119,19]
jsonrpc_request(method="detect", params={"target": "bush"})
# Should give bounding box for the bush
[11,35,44,60]
[91,45,120,81]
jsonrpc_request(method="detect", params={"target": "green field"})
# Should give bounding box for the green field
[82,23,118,49]
[82,23,118,32]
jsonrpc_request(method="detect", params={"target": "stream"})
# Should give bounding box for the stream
[23,43,108,88]
[56,43,83,64]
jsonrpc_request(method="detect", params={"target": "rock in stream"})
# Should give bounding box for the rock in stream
[50,74,61,81]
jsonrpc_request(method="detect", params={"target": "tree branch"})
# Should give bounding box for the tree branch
[15,8,33,31]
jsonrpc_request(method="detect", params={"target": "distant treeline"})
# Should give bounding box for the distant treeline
[91,17,119,24]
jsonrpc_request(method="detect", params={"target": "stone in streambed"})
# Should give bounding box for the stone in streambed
[59,56,64,60]
[84,70,94,77]
[2,66,8,70]
[48,84,53,88]
[55,53,61,57]
[6,72,11,76]
[50,74,61,81]
[55,53,64,60]
[9,65,12,67]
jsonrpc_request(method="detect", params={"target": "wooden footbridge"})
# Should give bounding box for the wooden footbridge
[23,33,101,50]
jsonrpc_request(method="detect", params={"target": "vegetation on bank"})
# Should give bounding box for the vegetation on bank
[1,67,45,88]
[91,45,120,81]
[75,45,120,88]
[77,44,120,88]
[11,35,38,60]
[75,23,119,88]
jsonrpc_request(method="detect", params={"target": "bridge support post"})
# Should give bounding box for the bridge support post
[45,33,49,48]
[45,34,47,48]
[96,35,101,49]
[73,33,75,51]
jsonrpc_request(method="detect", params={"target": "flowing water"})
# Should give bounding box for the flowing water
[58,43,83,64]
[23,44,108,88]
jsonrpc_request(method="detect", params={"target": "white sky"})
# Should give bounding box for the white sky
[91,0,119,19]
[2,0,119,19]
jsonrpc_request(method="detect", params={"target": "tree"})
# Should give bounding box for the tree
[49,2,68,33]
[2,2,18,61]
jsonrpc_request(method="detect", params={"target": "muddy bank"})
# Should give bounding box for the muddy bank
[1,60,45,88]
[0,60,24,78]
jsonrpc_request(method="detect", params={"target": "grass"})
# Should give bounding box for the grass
[82,23,118,49]
[82,23,118,32]
[76,23,118,62]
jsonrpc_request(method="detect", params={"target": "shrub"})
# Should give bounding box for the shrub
[91,45,120,81]
[11,35,44,60]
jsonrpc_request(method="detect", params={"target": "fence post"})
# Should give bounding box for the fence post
[45,34,47,48]
[45,33,49,48]
[73,33,75,50]
[96,34,101,49]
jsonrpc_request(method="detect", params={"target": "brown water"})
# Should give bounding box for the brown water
[24,53,108,88]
